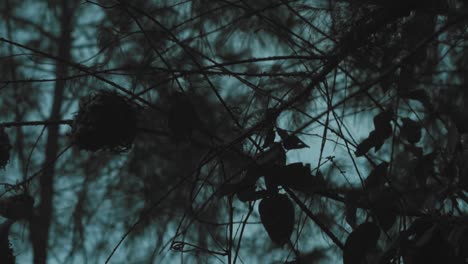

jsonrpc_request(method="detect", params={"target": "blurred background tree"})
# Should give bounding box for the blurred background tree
[0,0,468,263]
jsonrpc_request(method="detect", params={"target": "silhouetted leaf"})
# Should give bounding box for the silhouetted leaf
[243,165,264,186]
[402,224,454,264]
[265,163,325,195]
[285,248,329,264]
[264,165,282,193]
[345,190,362,228]
[276,128,309,150]
[0,194,34,220]
[343,222,380,264]
[414,152,436,188]
[263,126,276,148]
[255,142,286,167]
[400,118,422,144]
[265,108,279,125]
[373,110,393,132]
[276,127,289,141]
[373,119,393,151]
[259,194,295,246]
[278,163,312,189]
[400,89,430,107]
[283,135,309,150]
[355,136,374,157]
[236,186,267,202]
[410,217,434,238]
[355,121,394,157]
[217,183,243,198]
[364,162,389,190]
[370,189,398,231]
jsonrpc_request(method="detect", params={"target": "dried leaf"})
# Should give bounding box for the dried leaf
[217,183,243,198]
[403,224,454,264]
[414,152,436,188]
[370,189,398,231]
[0,194,34,220]
[400,118,422,144]
[266,163,324,195]
[400,89,430,107]
[255,143,286,167]
[259,194,295,246]
[277,128,309,150]
[373,111,393,132]
[364,162,389,190]
[237,188,267,202]
[276,127,290,141]
[355,136,375,157]
[345,190,363,228]
[343,222,380,264]
[263,126,276,148]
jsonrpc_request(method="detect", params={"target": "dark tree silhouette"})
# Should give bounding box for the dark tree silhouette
[0,0,468,263]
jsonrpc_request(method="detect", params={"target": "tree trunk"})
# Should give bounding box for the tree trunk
[29,1,73,263]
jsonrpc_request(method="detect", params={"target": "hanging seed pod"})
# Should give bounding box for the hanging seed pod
[0,127,11,169]
[0,194,34,220]
[259,193,295,246]
[71,91,138,152]
[0,220,15,264]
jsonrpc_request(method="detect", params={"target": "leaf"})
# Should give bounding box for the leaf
[218,180,266,202]
[343,222,380,264]
[263,126,276,148]
[259,194,295,246]
[0,194,34,220]
[355,136,375,157]
[242,165,264,186]
[236,187,267,202]
[369,189,398,231]
[400,89,430,107]
[286,248,329,264]
[355,126,392,157]
[373,110,392,132]
[283,135,309,150]
[404,224,454,264]
[263,165,282,193]
[266,163,324,195]
[410,217,434,238]
[276,127,290,141]
[217,183,243,198]
[364,162,389,190]
[276,128,309,150]
[265,108,279,125]
[400,118,422,144]
[276,163,312,189]
[372,122,392,152]
[414,152,436,188]
[345,190,362,228]
[255,143,286,167]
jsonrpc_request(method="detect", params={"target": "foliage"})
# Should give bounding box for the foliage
[0,0,467,263]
